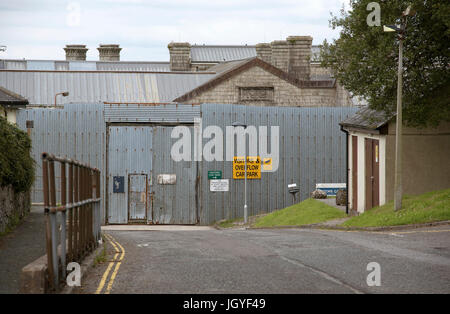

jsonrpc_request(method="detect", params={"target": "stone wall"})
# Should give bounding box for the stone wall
[168,42,191,71]
[0,185,31,234]
[184,66,338,107]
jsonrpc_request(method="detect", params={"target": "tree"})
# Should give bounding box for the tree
[321,0,450,127]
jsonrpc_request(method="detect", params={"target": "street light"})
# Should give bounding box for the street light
[383,5,415,211]
[232,121,248,224]
[54,91,69,106]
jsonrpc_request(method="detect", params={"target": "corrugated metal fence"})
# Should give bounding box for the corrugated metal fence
[17,103,358,225]
[16,104,106,221]
[199,104,358,224]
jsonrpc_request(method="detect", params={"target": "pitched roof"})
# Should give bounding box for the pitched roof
[0,86,28,107]
[0,70,215,105]
[0,59,171,72]
[173,57,336,102]
[340,107,394,130]
[191,45,256,63]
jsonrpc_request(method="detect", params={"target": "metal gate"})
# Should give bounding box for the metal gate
[128,174,148,221]
[107,125,197,224]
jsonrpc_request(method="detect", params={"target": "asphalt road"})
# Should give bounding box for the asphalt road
[77,225,450,294]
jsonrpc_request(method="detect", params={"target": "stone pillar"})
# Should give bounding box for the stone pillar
[270,40,289,72]
[255,43,272,64]
[287,36,312,80]
[168,42,191,71]
[97,44,122,61]
[63,45,88,61]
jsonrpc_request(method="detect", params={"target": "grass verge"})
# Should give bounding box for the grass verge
[253,198,346,228]
[342,188,450,228]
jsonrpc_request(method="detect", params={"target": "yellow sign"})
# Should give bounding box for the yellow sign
[262,158,272,171]
[233,156,261,179]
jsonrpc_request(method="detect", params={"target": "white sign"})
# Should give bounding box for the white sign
[157,174,176,185]
[210,179,229,192]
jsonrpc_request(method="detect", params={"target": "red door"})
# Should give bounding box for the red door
[352,136,358,211]
[365,138,380,210]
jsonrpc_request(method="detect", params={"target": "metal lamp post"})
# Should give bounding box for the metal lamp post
[383,5,415,211]
[55,91,69,106]
[232,121,248,224]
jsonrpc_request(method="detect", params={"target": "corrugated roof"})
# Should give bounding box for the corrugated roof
[0,59,171,72]
[0,86,28,106]
[340,107,393,130]
[205,58,252,74]
[0,70,215,105]
[191,45,257,63]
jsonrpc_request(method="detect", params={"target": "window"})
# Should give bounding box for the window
[239,87,274,103]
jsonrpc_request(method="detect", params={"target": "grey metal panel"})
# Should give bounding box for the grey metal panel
[0,71,216,105]
[151,125,197,224]
[107,126,153,223]
[104,103,201,123]
[4,60,26,70]
[27,61,55,70]
[96,62,171,72]
[199,104,359,225]
[191,46,257,62]
[107,124,197,224]
[16,103,106,222]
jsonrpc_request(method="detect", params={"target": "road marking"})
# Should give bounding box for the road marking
[318,228,450,236]
[95,233,118,294]
[104,234,125,294]
[95,233,124,294]
[388,229,450,235]
[279,256,364,294]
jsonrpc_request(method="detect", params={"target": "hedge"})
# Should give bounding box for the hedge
[0,116,35,192]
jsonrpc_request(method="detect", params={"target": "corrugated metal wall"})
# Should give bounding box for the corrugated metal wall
[16,104,106,221]
[17,102,357,225]
[199,104,359,224]
[106,104,199,224]
[104,103,201,123]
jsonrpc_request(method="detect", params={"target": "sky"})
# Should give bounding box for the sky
[0,0,350,61]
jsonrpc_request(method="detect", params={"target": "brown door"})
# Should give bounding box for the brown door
[352,136,358,211]
[365,138,380,210]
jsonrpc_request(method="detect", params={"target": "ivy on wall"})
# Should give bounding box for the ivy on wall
[0,116,35,192]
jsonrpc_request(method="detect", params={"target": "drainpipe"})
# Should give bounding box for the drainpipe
[340,125,349,215]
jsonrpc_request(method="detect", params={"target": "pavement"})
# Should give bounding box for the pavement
[0,205,46,294]
[75,225,450,294]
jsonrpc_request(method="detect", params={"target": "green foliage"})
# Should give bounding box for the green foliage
[342,188,450,227]
[0,116,35,192]
[254,198,346,227]
[321,0,450,127]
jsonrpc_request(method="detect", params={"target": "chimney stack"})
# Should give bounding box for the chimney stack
[255,43,272,64]
[97,44,122,61]
[168,42,191,71]
[64,44,88,61]
[287,36,312,80]
[270,40,289,73]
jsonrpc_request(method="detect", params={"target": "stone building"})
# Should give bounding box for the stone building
[169,36,354,107]
[0,35,359,108]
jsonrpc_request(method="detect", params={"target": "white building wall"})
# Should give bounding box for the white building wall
[347,130,386,213]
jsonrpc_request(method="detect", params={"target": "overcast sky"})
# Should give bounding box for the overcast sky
[0,0,350,61]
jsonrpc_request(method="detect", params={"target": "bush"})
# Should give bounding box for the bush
[0,116,35,192]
